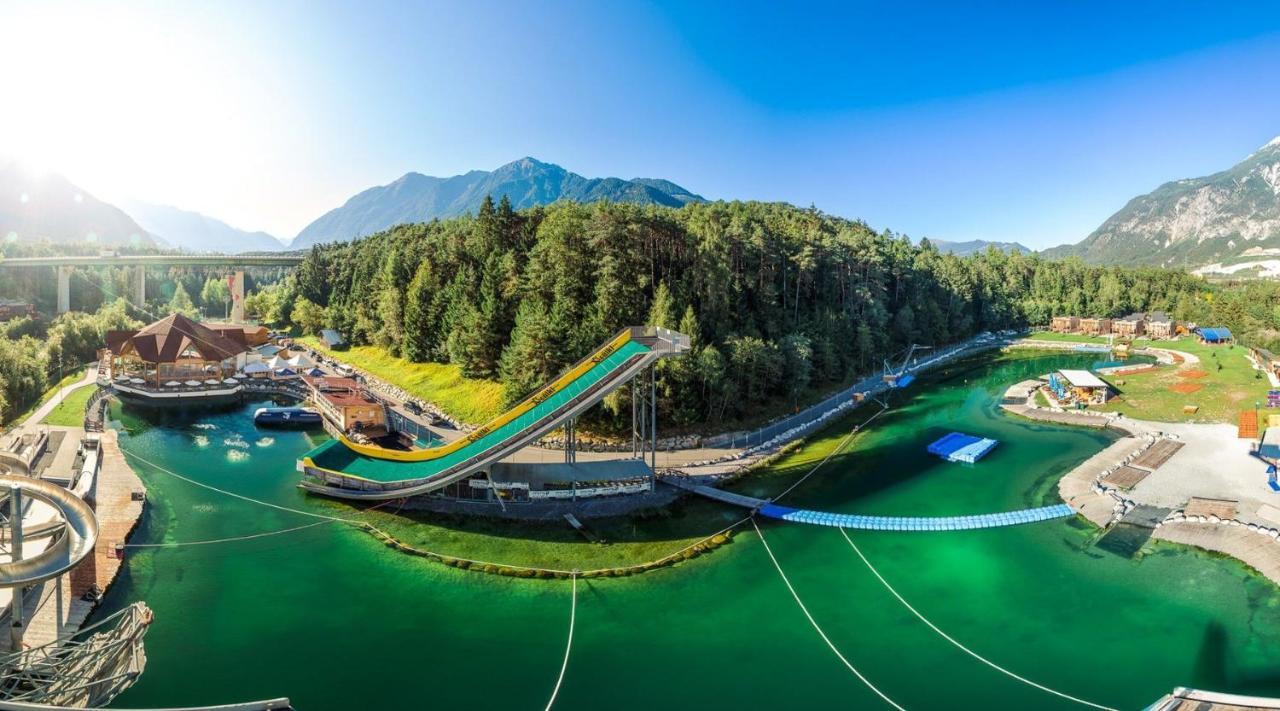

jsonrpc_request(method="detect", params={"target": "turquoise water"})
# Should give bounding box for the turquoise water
[96,353,1280,710]
[307,340,649,482]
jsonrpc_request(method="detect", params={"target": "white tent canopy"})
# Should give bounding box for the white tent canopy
[1058,369,1108,389]
[268,353,314,370]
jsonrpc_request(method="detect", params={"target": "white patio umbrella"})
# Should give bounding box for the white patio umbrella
[204,379,221,385]
[114,374,129,381]
[222,378,239,385]
[232,373,247,379]
[129,377,145,384]
[165,381,181,387]
[184,380,202,387]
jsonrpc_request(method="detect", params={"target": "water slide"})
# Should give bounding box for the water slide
[0,475,97,587]
[298,327,690,500]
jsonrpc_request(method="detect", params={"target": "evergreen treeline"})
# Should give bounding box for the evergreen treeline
[280,199,1210,428]
[0,300,141,424]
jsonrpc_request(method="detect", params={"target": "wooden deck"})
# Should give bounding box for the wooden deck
[1101,465,1152,490]
[1057,436,1146,527]
[1151,687,1280,710]
[1184,497,1239,521]
[1131,439,1185,470]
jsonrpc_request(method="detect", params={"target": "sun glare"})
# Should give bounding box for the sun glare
[0,3,299,223]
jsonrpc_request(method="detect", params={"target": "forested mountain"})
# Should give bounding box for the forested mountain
[1044,137,1280,268]
[273,197,1213,430]
[928,239,1030,257]
[291,157,704,249]
[0,161,155,246]
[119,200,286,253]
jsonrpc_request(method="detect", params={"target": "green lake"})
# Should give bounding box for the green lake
[97,352,1280,710]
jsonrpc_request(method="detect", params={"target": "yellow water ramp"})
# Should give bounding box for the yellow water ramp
[334,330,634,462]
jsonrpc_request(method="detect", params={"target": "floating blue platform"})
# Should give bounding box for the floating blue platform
[892,373,915,388]
[927,432,999,463]
[757,503,1074,531]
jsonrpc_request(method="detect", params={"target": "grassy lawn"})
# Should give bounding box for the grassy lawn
[41,383,97,427]
[1026,330,1154,348]
[3,373,82,428]
[347,497,741,573]
[298,337,505,423]
[1021,331,1270,424]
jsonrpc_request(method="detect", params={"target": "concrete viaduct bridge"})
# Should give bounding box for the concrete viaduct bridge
[0,254,304,318]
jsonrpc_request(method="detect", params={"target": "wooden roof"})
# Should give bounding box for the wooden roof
[106,313,248,363]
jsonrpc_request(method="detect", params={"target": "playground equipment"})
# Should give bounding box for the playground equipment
[299,327,690,500]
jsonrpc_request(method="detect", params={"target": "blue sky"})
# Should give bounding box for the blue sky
[3,1,1280,247]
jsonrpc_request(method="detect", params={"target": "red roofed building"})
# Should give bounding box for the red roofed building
[303,375,386,432]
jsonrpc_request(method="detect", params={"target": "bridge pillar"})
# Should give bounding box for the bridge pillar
[56,266,73,313]
[229,270,245,323]
[134,265,146,307]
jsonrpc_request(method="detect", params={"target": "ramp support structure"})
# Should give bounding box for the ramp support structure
[631,364,658,478]
[564,418,577,464]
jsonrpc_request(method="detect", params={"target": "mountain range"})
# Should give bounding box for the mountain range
[17,144,1280,270]
[928,239,1030,257]
[0,160,155,246]
[1043,137,1280,270]
[290,157,705,249]
[118,199,286,254]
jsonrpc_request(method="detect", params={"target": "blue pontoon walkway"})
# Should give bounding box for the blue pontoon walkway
[660,477,1076,531]
[758,502,1075,531]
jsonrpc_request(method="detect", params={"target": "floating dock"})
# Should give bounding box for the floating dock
[927,432,999,463]
[758,502,1074,531]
